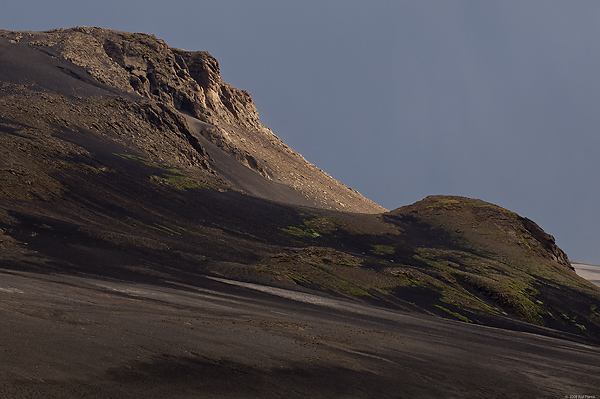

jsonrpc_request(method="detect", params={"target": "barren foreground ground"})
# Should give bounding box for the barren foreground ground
[0,268,598,398]
[572,262,600,287]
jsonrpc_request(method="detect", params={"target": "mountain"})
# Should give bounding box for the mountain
[0,27,383,213]
[1,27,599,397]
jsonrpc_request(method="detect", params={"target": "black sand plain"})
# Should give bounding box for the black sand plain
[1,268,598,398]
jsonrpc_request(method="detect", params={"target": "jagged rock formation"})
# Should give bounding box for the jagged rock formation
[0,27,384,213]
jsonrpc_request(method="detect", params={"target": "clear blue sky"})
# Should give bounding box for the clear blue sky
[2,1,600,264]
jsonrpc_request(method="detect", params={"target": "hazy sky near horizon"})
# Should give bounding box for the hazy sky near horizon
[2,1,600,264]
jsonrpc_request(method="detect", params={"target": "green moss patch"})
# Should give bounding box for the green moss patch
[371,244,395,256]
[434,305,473,323]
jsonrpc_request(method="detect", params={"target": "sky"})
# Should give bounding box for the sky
[2,1,599,264]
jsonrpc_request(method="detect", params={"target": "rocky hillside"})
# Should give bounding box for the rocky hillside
[0,27,599,342]
[0,27,383,213]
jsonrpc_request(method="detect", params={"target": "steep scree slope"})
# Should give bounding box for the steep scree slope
[0,27,384,213]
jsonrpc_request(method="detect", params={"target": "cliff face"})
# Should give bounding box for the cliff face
[0,27,384,213]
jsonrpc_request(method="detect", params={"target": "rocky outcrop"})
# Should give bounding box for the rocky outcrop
[519,216,572,269]
[0,27,384,213]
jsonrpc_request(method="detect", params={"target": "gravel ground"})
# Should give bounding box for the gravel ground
[572,261,600,287]
[0,268,598,398]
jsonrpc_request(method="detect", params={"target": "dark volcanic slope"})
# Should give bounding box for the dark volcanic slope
[1,269,598,399]
[0,27,599,397]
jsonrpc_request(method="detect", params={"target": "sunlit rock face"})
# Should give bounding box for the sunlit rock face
[0,27,385,213]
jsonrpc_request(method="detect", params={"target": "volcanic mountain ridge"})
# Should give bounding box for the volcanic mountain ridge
[0,27,598,341]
